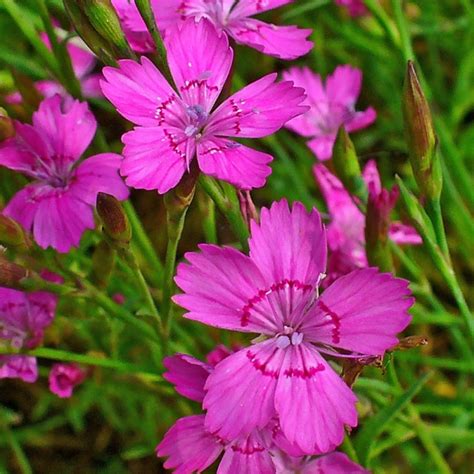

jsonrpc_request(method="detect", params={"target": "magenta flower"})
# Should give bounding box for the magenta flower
[7,32,102,105]
[157,0,313,60]
[111,0,157,53]
[273,450,370,473]
[100,19,308,193]
[334,0,368,17]
[173,200,414,453]
[0,280,58,383]
[314,161,421,283]
[282,65,376,160]
[49,363,86,398]
[0,95,129,253]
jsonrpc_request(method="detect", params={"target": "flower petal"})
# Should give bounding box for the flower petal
[197,137,272,190]
[302,452,370,474]
[32,95,96,162]
[101,57,182,127]
[156,415,223,473]
[163,354,211,402]
[228,19,312,60]
[3,184,43,232]
[174,244,277,333]
[389,222,422,245]
[302,268,414,355]
[275,343,357,454]
[0,356,38,383]
[325,65,362,106]
[249,200,327,289]
[231,0,294,18]
[307,135,335,161]
[70,153,129,205]
[204,341,283,440]
[218,432,274,474]
[121,127,188,194]
[207,73,308,138]
[32,189,94,253]
[346,107,377,132]
[165,18,232,111]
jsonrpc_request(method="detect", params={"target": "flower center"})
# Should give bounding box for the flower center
[184,104,209,138]
[275,326,304,349]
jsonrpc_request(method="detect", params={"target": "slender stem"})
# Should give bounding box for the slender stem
[121,248,163,335]
[390,0,415,61]
[1,426,32,474]
[425,198,450,259]
[342,433,360,464]
[387,361,452,474]
[199,175,249,249]
[123,200,163,287]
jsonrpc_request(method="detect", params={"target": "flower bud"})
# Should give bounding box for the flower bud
[0,215,31,252]
[238,190,259,227]
[0,259,29,288]
[403,61,441,200]
[332,127,367,201]
[90,240,115,288]
[96,193,131,248]
[365,183,398,272]
[76,0,135,59]
[64,0,126,65]
[0,108,15,141]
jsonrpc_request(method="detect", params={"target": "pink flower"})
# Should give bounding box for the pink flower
[273,450,370,473]
[7,32,102,105]
[314,161,421,283]
[49,363,86,398]
[158,350,371,472]
[100,19,308,193]
[111,0,157,53]
[157,0,313,60]
[173,200,414,454]
[282,65,376,160]
[0,279,58,383]
[334,0,368,17]
[0,95,129,253]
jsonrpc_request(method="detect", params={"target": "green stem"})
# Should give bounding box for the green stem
[364,0,400,48]
[390,0,415,61]
[123,200,163,287]
[37,0,82,98]
[1,425,32,474]
[121,248,163,335]
[199,175,249,249]
[387,361,452,474]
[342,433,360,464]
[425,198,450,259]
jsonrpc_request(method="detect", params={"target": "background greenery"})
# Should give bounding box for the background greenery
[0,0,473,472]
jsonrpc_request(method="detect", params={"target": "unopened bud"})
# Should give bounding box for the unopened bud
[403,61,441,200]
[332,127,367,201]
[0,108,15,140]
[77,0,135,59]
[0,260,29,288]
[0,215,31,252]
[365,184,398,272]
[238,190,259,227]
[96,193,131,248]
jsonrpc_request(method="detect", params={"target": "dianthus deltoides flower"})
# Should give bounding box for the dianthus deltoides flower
[49,363,86,398]
[283,65,376,160]
[157,348,370,473]
[173,200,414,454]
[0,274,58,383]
[158,0,313,60]
[0,95,129,252]
[100,19,308,193]
[314,161,421,284]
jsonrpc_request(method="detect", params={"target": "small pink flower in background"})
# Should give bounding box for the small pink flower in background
[314,161,421,283]
[157,0,313,60]
[101,19,308,194]
[49,363,86,398]
[0,276,58,383]
[173,200,414,454]
[7,32,102,105]
[0,95,129,253]
[112,292,126,305]
[334,0,368,17]
[283,65,376,160]
[111,0,157,53]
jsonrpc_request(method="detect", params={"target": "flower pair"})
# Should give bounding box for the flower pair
[158,200,414,470]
